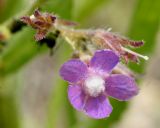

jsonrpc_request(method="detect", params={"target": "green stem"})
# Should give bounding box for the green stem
[0,75,20,128]
[46,79,67,128]
[46,41,77,128]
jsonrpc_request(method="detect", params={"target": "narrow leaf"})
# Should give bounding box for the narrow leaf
[128,0,160,73]
[0,27,44,75]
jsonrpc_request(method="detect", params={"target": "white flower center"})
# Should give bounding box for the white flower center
[84,76,105,97]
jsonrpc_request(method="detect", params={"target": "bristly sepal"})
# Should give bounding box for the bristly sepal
[20,9,56,41]
[93,30,148,64]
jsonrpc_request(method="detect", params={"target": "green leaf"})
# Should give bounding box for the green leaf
[0,27,44,75]
[0,0,27,23]
[41,0,73,19]
[128,0,160,73]
[73,0,110,21]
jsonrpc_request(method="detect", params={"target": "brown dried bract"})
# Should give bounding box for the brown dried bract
[93,30,146,63]
[20,9,56,41]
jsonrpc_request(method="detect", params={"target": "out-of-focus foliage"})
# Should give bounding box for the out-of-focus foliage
[73,0,110,21]
[41,0,72,19]
[46,40,75,128]
[0,94,19,128]
[128,0,160,73]
[0,27,42,75]
[0,0,159,128]
[0,0,26,23]
[1,0,73,128]
[0,0,73,76]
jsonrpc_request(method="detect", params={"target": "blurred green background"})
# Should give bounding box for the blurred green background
[0,0,160,128]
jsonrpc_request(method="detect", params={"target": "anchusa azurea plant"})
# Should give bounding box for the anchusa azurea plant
[21,10,148,119]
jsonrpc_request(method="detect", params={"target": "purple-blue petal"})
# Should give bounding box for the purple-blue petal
[84,95,112,119]
[90,50,119,73]
[68,85,86,111]
[60,59,88,83]
[106,74,139,101]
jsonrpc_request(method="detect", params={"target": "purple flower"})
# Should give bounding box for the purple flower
[60,50,138,119]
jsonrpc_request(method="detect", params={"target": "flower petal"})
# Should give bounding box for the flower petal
[90,50,119,73]
[68,85,86,111]
[60,59,88,83]
[106,74,139,101]
[84,95,112,119]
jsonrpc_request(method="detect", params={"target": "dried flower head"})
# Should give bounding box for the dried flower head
[20,9,56,41]
[59,28,148,64]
